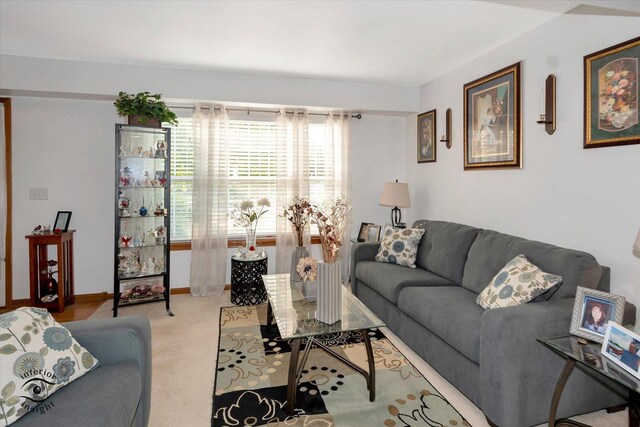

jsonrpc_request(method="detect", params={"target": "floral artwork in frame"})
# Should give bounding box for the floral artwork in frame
[584,36,640,148]
[417,109,436,163]
[463,62,521,169]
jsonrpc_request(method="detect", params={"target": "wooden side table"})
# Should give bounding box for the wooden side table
[231,253,268,306]
[25,230,75,312]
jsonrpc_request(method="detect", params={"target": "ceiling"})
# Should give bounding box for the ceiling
[1,0,639,87]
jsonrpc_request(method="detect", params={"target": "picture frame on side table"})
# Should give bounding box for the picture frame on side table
[463,62,521,169]
[357,222,373,242]
[601,322,640,380]
[584,36,640,148]
[570,286,625,343]
[366,225,381,242]
[54,211,72,232]
[417,109,436,163]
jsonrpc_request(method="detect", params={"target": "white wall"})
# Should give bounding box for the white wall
[0,55,418,114]
[409,13,640,308]
[9,97,406,298]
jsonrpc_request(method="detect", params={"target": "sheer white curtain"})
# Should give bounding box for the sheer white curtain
[323,113,352,282]
[275,110,310,273]
[0,103,6,307]
[189,106,229,296]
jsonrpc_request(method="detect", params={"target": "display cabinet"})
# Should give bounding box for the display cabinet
[114,124,173,317]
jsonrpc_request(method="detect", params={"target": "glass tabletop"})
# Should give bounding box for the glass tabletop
[262,273,385,340]
[538,335,640,393]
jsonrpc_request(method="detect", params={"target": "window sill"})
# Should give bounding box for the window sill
[170,235,322,251]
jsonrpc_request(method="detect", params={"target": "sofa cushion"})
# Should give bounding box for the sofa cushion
[12,361,142,427]
[462,229,602,299]
[476,254,563,309]
[0,307,99,426]
[413,220,481,285]
[375,225,425,268]
[355,261,455,305]
[398,286,484,364]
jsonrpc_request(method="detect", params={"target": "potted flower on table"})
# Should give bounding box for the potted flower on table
[282,196,313,281]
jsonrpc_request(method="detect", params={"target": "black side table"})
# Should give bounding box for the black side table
[231,253,268,305]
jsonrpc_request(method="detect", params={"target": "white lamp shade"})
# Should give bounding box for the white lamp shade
[634,228,640,255]
[379,182,411,208]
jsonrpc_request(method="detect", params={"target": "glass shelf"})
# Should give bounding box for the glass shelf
[118,271,166,281]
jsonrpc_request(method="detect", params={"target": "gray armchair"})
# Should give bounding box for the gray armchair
[13,316,151,427]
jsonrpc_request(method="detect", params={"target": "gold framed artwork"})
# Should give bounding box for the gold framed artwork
[417,109,436,163]
[584,36,640,148]
[463,62,521,169]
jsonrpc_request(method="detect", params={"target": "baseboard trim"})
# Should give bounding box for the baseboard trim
[7,285,231,308]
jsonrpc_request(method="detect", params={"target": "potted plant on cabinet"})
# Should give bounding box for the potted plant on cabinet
[114,91,179,127]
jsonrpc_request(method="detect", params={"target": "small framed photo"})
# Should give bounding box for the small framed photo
[570,286,625,343]
[417,109,436,163]
[601,322,640,380]
[357,222,373,242]
[54,211,72,232]
[366,225,381,242]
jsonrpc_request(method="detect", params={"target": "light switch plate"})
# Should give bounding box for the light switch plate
[29,188,48,200]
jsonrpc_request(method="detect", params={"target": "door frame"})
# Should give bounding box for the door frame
[0,98,12,308]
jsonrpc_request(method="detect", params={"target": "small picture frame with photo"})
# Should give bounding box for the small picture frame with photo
[601,322,640,380]
[366,224,381,242]
[357,222,373,242]
[570,286,625,343]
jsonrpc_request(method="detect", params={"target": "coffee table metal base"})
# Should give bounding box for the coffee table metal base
[286,330,376,415]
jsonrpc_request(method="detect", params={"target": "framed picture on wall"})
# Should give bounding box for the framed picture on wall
[417,109,436,163]
[584,36,640,148]
[463,62,521,169]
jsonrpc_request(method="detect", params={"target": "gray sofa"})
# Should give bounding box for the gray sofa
[351,219,635,427]
[13,316,151,427]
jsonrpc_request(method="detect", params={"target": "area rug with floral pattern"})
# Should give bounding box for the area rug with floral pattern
[212,304,470,427]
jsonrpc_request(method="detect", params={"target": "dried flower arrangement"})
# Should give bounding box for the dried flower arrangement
[311,195,352,263]
[282,196,313,246]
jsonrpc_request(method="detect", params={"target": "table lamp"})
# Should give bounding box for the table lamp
[634,227,640,258]
[379,180,411,228]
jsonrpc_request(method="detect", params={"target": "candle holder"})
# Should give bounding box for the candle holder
[536,74,556,135]
[439,108,452,149]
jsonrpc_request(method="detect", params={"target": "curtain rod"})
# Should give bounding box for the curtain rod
[169,105,362,119]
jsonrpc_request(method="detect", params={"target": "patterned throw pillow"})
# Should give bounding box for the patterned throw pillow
[476,254,563,309]
[375,224,426,268]
[0,307,99,425]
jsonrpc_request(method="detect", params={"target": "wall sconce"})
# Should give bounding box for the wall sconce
[439,108,452,149]
[536,74,556,135]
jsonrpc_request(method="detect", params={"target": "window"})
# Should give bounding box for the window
[166,117,331,241]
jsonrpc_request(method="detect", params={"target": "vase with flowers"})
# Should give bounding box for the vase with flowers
[282,196,313,281]
[230,198,270,256]
[311,195,352,324]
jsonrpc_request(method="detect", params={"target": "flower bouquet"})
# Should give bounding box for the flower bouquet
[282,196,313,247]
[311,195,352,263]
[230,197,270,255]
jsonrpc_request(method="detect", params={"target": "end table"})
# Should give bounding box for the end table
[231,253,268,306]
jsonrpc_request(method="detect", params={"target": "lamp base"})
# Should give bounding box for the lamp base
[391,207,405,228]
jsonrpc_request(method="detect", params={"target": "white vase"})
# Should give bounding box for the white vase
[316,261,342,324]
[290,246,309,282]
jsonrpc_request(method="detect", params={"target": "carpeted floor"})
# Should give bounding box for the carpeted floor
[90,293,627,427]
[212,304,469,426]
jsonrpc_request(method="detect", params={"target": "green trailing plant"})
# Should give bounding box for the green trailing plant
[114,91,178,126]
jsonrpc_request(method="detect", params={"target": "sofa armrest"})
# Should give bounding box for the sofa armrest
[479,299,623,426]
[64,316,151,427]
[350,242,381,294]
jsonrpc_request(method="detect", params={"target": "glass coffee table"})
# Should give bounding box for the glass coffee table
[262,273,385,415]
[538,334,640,427]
